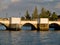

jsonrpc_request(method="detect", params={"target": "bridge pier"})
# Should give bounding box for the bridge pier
[39,24,49,31]
[37,24,40,31]
[9,24,20,31]
[39,18,49,31]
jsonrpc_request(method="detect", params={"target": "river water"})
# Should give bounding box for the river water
[0,31,60,45]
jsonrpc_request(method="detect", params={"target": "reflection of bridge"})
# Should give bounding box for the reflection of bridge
[0,17,60,30]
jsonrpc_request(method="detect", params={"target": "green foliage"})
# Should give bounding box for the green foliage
[50,12,58,21]
[46,10,51,18]
[32,6,38,19]
[21,7,58,21]
[39,8,46,18]
[21,16,25,20]
[39,8,51,18]
[39,8,58,21]
[25,10,31,20]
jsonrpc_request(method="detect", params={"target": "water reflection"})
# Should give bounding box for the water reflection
[21,26,31,30]
[49,23,60,30]
[8,31,12,45]
[0,25,6,30]
[21,23,37,30]
[0,31,60,45]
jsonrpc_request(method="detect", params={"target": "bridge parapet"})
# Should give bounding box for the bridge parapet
[49,21,60,25]
[20,20,38,29]
[0,20,10,27]
[20,21,38,24]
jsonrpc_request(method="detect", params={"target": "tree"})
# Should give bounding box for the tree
[32,6,38,19]
[25,10,31,20]
[21,16,25,20]
[46,10,52,20]
[51,12,58,21]
[39,8,47,18]
[46,10,51,18]
[39,8,51,19]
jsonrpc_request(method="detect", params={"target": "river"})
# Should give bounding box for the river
[0,31,60,45]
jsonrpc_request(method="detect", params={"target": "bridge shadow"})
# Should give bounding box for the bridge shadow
[21,23,37,31]
[7,28,20,31]
[49,23,60,31]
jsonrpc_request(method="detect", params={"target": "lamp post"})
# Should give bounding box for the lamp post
[6,13,8,18]
[6,13,8,20]
[37,15,40,31]
[19,12,21,17]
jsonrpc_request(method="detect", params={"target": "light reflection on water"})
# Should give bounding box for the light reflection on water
[0,31,60,45]
[0,25,55,31]
[21,26,31,30]
[0,25,6,30]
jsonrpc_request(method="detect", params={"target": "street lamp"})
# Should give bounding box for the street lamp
[6,13,8,18]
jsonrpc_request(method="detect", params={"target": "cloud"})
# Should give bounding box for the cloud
[0,0,60,17]
[1,5,8,10]
[55,2,60,9]
[11,0,20,3]
[43,0,54,2]
[0,0,10,10]
[29,0,54,3]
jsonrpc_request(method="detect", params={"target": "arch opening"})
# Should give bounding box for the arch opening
[0,23,7,30]
[21,23,37,30]
[49,23,60,30]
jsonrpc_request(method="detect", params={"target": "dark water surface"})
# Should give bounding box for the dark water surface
[0,31,60,45]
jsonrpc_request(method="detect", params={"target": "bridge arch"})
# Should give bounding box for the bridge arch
[0,23,8,30]
[49,23,60,30]
[21,23,37,30]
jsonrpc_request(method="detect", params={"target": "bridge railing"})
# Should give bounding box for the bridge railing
[49,21,60,25]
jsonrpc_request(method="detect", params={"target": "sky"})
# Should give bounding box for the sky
[0,0,60,17]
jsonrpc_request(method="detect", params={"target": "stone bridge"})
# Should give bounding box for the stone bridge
[0,20,10,29]
[20,21,38,29]
[49,21,60,25]
[0,17,60,30]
